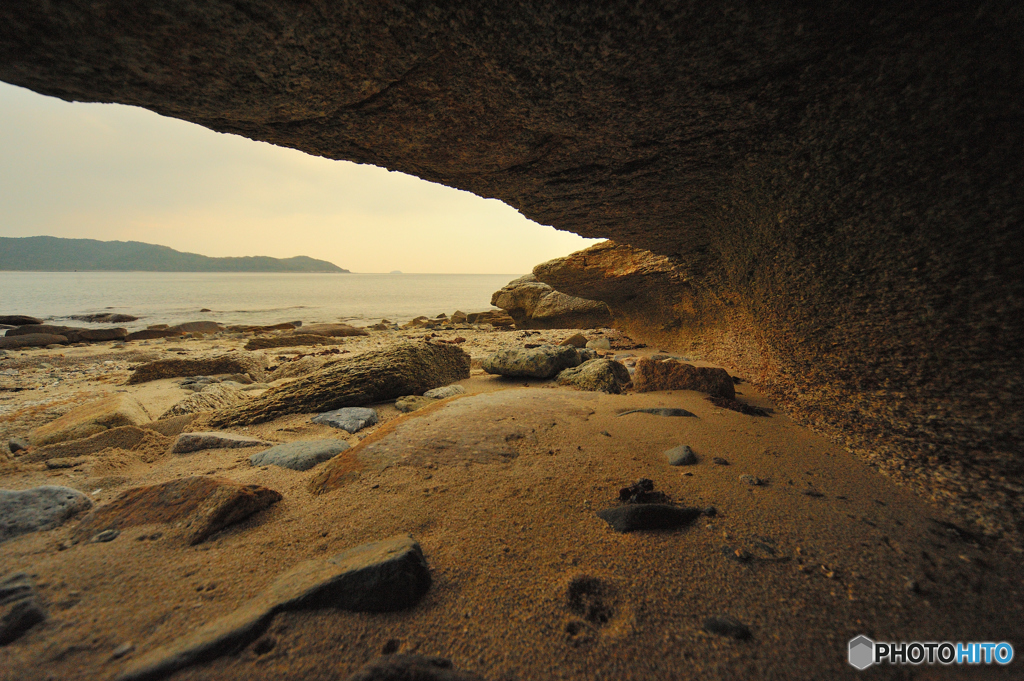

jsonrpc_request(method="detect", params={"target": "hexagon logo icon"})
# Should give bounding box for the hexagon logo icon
[849,635,875,670]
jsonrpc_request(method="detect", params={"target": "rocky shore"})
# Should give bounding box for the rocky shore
[1,314,1021,680]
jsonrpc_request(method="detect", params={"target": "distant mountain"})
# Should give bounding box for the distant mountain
[0,236,349,273]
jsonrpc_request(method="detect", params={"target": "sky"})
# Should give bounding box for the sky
[0,82,601,274]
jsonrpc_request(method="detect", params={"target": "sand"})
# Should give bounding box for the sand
[1,327,1022,680]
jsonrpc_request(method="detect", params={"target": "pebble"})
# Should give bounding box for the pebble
[666,445,697,466]
[712,457,730,465]
[111,642,135,659]
[702,615,752,640]
[739,474,766,486]
[93,529,120,543]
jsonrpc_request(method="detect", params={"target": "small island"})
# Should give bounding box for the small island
[0,236,349,273]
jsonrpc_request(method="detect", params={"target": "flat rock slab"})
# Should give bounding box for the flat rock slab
[245,334,349,351]
[115,535,430,681]
[556,358,631,394]
[423,384,466,399]
[481,344,583,378]
[666,445,697,466]
[596,504,702,532]
[128,354,268,385]
[0,572,47,645]
[171,432,271,454]
[0,315,42,326]
[311,407,378,433]
[617,407,696,418]
[5,324,127,343]
[345,655,486,681]
[0,486,93,544]
[74,477,281,545]
[632,358,735,399]
[291,323,368,337]
[250,440,350,471]
[0,333,68,349]
[28,393,152,446]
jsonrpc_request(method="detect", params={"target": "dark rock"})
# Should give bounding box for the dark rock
[249,440,350,471]
[616,408,696,418]
[345,655,486,681]
[633,358,735,399]
[491,274,612,329]
[74,477,281,545]
[171,431,270,454]
[560,333,588,348]
[597,504,701,532]
[702,616,752,640]
[703,506,717,517]
[125,329,185,341]
[666,445,697,466]
[482,345,582,379]
[556,359,631,394]
[0,316,43,326]
[115,536,430,681]
[167,321,222,334]
[0,486,93,544]
[211,343,470,426]
[7,437,29,455]
[128,354,268,385]
[740,475,766,486]
[292,323,368,337]
[311,407,378,433]
[70,313,138,323]
[0,333,68,349]
[0,572,47,645]
[617,478,669,505]
[712,457,730,465]
[465,310,514,327]
[707,395,772,416]
[244,334,349,351]
[4,324,126,343]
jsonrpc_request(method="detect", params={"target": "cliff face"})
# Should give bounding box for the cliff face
[1,3,1021,542]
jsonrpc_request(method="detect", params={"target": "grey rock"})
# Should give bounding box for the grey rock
[713,457,730,465]
[0,572,47,645]
[556,358,631,394]
[116,536,430,681]
[422,384,465,399]
[311,407,378,433]
[666,445,697,466]
[345,655,486,681]
[8,437,29,455]
[596,504,702,532]
[0,486,93,544]
[172,431,270,454]
[616,408,696,418]
[395,395,437,413]
[702,615,752,640]
[249,440,350,471]
[481,344,582,378]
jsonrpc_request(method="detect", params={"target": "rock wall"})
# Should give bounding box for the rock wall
[1,2,1021,543]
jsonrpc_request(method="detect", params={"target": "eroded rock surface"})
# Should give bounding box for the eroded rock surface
[482,345,583,379]
[28,394,152,446]
[556,359,631,394]
[0,486,92,544]
[491,274,611,329]
[128,354,268,385]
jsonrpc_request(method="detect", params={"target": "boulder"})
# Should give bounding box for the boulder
[168,321,223,334]
[586,338,611,350]
[115,536,430,681]
[491,274,612,329]
[244,334,349,351]
[465,310,514,327]
[556,359,631,394]
[450,310,468,324]
[128,354,269,385]
[481,345,582,379]
[666,445,698,466]
[160,383,250,419]
[0,333,68,349]
[0,316,42,326]
[0,573,47,645]
[632,358,735,399]
[28,394,152,446]
[171,432,271,454]
[0,486,93,544]
[210,343,470,426]
[311,407,378,433]
[73,477,282,545]
[291,323,368,337]
[249,440,351,471]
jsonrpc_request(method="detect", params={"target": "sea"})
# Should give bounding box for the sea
[0,271,522,331]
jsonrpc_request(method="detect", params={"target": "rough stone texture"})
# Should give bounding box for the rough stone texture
[141,415,198,438]
[171,431,270,454]
[0,315,42,326]
[244,334,349,351]
[0,572,47,645]
[596,504,702,533]
[345,655,486,681]
[491,274,611,329]
[22,425,170,463]
[168,321,222,334]
[2,4,1020,542]
[292,323,369,338]
[465,311,514,327]
[4,324,127,342]
[0,333,68,349]
[556,359,631,394]
[28,394,152,446]
[128,354,268,385]
[311,407,378,434]
[395,395,437,414]
[0,486,93,544]
[560,333,588,348]
[114,536,430,681]
[211,343,470,426]
[632,358,735,399]
[249,440,350,471]
[7,437,29,455]
[482,345,582,379]
[159,383,250,419]
[423,385,466,400]
[73,477,282,545]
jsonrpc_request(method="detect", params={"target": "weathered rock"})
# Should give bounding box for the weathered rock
[244,334,348,351]
[395,395,436,413]
[0,573,47,645]
[666,445,697,466]
[0,315,42,326]
[115,536,430,681]
[210,343,470,426]
[311,407,378,433]
[596,504,702,532]
[171,432,270,454]
[703,616,752,640]
[142,415,198,438]
[268,355,337,382]
[167,321,222,334]
[556,359,631,394]
[0,486,92,544]
[160,384,250,419]
[423,384,466,399]
[7,437,29,455]
[70,313,138,323]
[125,329,184,341]
[74,477,282,545]
[249,440,350,471]
[4,324,127,342]
[128,354,268,385]
[586,338,611,351]
[616,408,696,418]
[482,345,582,379]
[632,358,735,399]
[491,274,611,329]
[226,322,298,333]
[45,457,93,470]
[345,655,486,681]
[560,333,588,348]
[450,311,468,324]
[28,394,152,446]
[465,310,514,327]
[23,426,170,463]
[0,333,68,349]
[292,323,368,338]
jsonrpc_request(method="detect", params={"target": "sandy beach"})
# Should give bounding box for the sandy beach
[1,322,1021,680]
